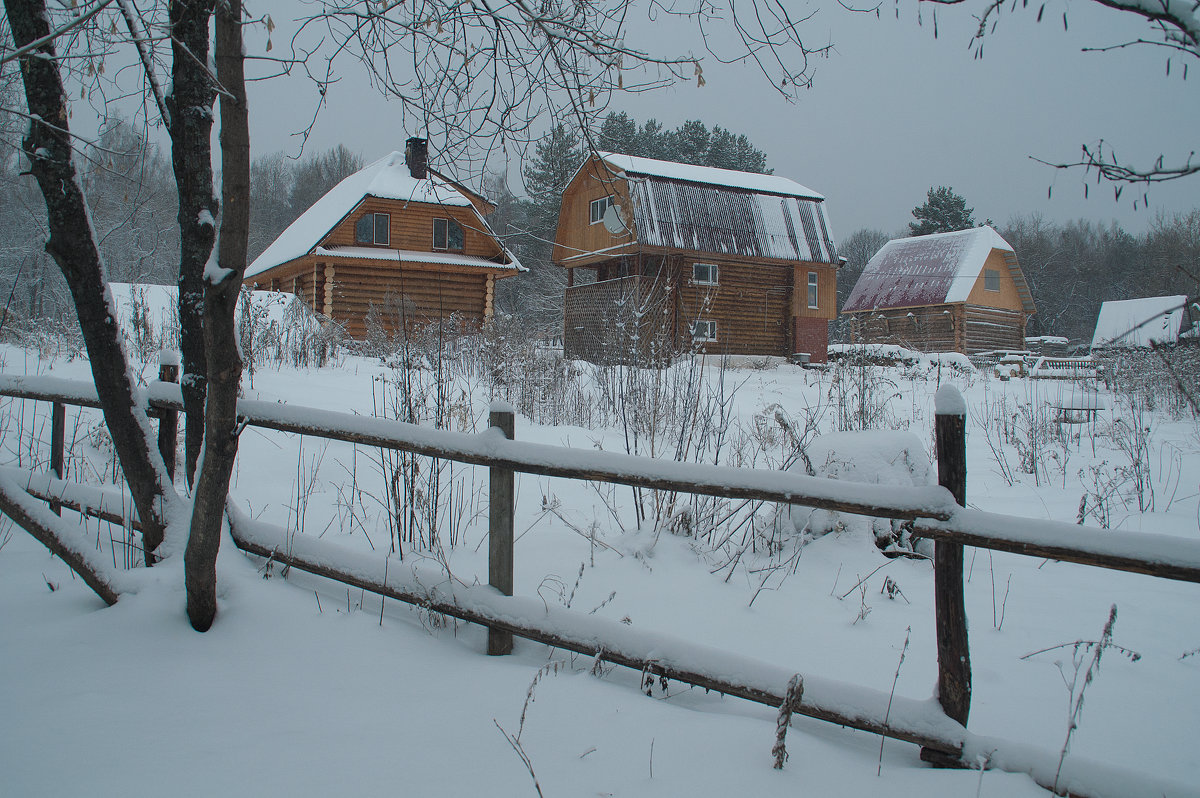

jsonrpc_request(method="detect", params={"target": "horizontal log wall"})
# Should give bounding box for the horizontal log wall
[675,258,790,357]
[327,261,489,340]
[964,305,1025,353]
[845,305,961,353]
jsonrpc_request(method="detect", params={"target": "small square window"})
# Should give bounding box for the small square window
[807,271,819,309]
[433,217,464,250]
[984,269,1000,291]
[692,319,717,342]
[356,212,390,245]
[692,263,718,286]
[590,196,613,225]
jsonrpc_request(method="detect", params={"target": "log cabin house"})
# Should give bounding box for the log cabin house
[841,226,1035,354]
[244,139,522,340]
[553,152,840,363]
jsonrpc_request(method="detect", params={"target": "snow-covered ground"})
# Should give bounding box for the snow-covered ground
[1,340,1198,797]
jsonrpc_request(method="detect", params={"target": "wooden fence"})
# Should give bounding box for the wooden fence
[3,369,1200,796]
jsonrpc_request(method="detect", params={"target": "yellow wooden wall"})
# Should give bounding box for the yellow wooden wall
[552,156,636,266]
[323,198,505,260]
[964,249,1025,311]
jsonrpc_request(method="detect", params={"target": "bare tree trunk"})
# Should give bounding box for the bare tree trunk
[5,0,173,561]
[185,0,249,632]
[168,0,219,489]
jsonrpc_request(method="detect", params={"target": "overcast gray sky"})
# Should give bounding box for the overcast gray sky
[241,1,1199,240]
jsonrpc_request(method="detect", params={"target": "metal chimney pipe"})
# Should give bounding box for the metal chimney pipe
[405,137,428,180]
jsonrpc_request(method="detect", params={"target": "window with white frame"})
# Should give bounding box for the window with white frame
[356,212,390,246]
[691,319,717,342]
[589,196,613,225]
[984,268,1000,291]
[807,271,819,309]
[433,217,464,250]
[692,262,718,286]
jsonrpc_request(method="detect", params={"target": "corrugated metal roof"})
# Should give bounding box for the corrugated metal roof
[623,175,838,264]
[843,227,1030,312]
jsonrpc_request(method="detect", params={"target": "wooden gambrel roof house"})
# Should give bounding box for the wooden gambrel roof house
[245,139,522,340]
[553,152,840,362]
[842,226,1035,354]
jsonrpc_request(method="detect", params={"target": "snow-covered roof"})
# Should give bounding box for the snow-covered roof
[843,227,1032,313]
[589,153,837,264]
[246,152,478,279]
[598,152,824,199]
[314,246,522,271]
[1090,295,1191,349]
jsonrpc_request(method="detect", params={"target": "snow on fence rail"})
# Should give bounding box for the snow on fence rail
[4,371,1200,798]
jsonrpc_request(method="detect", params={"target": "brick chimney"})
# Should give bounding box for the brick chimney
[405,137,428,180]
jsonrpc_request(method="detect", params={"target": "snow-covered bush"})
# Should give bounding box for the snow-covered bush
[785,430,935,558]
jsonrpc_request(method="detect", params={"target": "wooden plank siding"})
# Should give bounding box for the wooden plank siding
[965,249,1025,312]
[321,198,506,261]
[563,255,837,359]
[553,156,637,267]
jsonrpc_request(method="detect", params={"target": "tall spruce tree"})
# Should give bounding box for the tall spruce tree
[523,123,582,237]
[593,112,770,174]
[909,186,977,236]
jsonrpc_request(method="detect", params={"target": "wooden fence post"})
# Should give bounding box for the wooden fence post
[157,357,179,484]
[925,385,971,765]
[50,401,64,515]
[487,404,515,655]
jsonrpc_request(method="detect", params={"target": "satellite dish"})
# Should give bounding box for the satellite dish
[602,203,628,235]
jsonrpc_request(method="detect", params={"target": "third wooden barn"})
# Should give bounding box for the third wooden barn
[841,227,1036,355]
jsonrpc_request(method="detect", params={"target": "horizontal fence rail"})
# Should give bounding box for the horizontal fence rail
[0,374,959,521]
[4,373,1198,584]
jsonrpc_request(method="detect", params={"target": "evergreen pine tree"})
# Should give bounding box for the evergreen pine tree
[597,112,638,154]
[592,113,770,173]
[908,186,977,236]
[669,120,711,165]
[523,123,582,239]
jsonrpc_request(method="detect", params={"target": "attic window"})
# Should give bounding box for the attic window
[356,213,390,246]
[692,262,718,286]
[692,319,717,342]
[984,268,1000,292]
[433,217,464,251]
[590,196,613,225]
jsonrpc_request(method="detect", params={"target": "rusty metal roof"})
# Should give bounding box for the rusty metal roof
[843,227,1033,313]
[599,153,838,264]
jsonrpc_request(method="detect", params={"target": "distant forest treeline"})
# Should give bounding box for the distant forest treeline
[0,118,1195,347]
